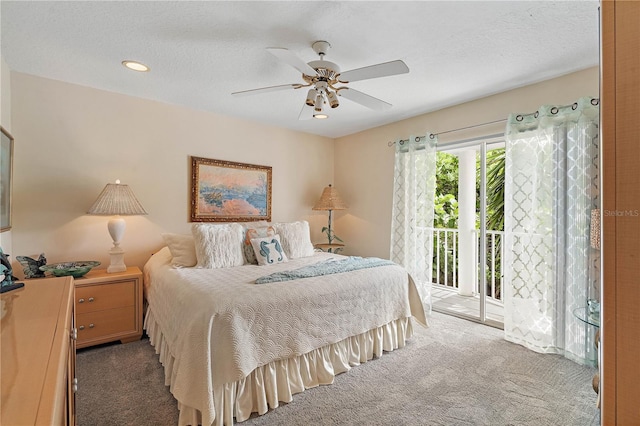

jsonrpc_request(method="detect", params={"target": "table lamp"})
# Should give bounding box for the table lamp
[312,184,347,245]
[87,180,147,273]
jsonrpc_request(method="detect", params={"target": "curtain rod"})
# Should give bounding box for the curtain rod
[387,98,600,147]
[387,118,505,147]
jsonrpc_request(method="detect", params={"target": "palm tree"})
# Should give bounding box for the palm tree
[485,148,505,232]
[484,147,505,299]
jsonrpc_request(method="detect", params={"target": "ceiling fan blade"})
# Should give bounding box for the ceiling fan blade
[267,48,318,76]
[338,60,409,83]
[231,83,300,97]
[339,88,392,111]
[298,103,314,120]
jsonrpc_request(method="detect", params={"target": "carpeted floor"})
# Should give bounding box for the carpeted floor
[76,312,601,426]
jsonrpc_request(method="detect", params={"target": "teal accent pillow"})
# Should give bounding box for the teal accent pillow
[250,234,288,266]
[242,225,276,264]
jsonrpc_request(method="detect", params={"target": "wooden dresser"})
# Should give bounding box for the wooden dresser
[1,276,76,425]
[73,266,143,349]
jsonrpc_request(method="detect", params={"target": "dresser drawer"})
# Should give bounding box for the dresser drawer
[77,306,136,342]
[75,280,135,314]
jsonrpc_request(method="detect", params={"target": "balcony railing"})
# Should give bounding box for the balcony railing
[430,227,504,303]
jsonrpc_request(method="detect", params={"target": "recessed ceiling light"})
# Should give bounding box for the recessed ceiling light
[122,60,149,72]
[313,113,329,120]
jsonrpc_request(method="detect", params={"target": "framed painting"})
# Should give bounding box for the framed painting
[1,127,14,232]
[190,156,272,222]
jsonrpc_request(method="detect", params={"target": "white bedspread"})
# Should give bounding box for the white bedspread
[144,247,427,425]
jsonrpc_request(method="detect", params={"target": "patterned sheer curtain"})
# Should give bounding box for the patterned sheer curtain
[390,134,438,315]
[503,97,599,366]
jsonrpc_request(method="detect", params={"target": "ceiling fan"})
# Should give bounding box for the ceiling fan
[231,40,409,120]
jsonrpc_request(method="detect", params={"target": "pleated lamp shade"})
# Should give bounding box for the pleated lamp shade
[87,181,148,216]
[312,184,347,211]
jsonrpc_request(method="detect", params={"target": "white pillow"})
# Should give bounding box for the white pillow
[191,223,245,268]
[250,234,288,266]
[273,221,315,259]
[161,233,197,267]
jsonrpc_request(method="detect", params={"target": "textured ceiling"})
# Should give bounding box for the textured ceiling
[0,1,600,138]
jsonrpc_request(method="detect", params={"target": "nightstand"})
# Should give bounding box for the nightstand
[74,266,143,349]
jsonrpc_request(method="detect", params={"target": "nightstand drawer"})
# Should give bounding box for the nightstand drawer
[74,266,143,349]
[75,280,135,314]
[76,306,136,342]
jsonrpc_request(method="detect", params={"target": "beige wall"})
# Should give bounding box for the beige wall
[9,67,599,273]
[333,67,599,259]
[1,56,12,252]
[11,73,334,275]
[0,57,11,134]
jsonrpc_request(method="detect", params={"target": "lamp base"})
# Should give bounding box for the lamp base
[107,246,127,273]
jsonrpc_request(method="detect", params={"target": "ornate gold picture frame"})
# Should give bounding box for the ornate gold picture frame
[190,156,272,222]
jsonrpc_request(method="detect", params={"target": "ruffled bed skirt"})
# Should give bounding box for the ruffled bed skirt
[145,308,414,426]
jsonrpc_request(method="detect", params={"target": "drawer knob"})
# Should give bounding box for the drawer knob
[89,323,95,329]
[79,325,85,330]
[88,297,95,302]
[78,298,85,303]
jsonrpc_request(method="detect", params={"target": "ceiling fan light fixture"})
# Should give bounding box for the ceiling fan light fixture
[314,94,324,112]
[305,89,317,107]
[233,40,409,121]
[327,90,339,108]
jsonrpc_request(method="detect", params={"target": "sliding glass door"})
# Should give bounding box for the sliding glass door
[430,135,504,328]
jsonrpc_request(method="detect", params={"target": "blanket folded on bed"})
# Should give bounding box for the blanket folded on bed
[255,256,395,284]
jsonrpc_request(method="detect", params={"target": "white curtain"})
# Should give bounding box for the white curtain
[503,97,599,365]
[390,134,438,315]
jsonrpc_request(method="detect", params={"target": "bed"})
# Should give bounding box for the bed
[143,221,428,426]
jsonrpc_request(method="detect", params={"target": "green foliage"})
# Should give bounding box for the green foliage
[433,152,460,285]
[434,147,505,231]
[434,194,458,229]
[434,152,459,229]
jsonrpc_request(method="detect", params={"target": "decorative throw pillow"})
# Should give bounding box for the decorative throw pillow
[273,221,315,259]
[161,233,197,268]
[250,234,288,266]
[191,223,244,268]
[242,224,276,264]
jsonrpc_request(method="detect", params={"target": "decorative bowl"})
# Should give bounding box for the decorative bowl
[39,261,101,278]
